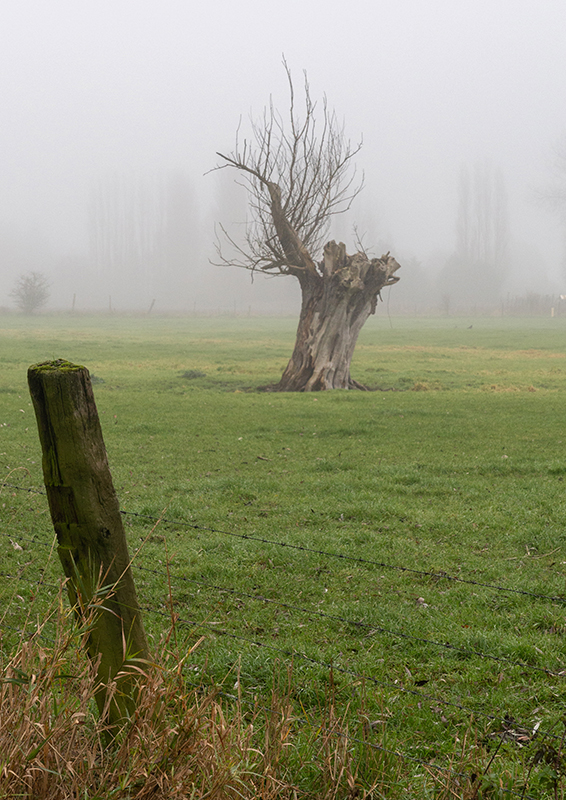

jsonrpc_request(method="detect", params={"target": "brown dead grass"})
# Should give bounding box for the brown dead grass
[0,586,390,800]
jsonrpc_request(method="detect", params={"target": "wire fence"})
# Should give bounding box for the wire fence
[4,481,566,605]
[0,570,545,800]
[1,479,563,797]
[134,562,565,677]
[120,506,566,605]
[3,481,566,688]
[2,552,555,740]
[4,485,566,685]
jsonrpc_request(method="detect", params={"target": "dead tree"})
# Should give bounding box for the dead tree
[214,64,400,391]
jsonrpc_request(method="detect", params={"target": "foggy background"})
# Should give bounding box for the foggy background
[1,0,566,315]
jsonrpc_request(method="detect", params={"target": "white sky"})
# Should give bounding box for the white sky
[1,0,566,303]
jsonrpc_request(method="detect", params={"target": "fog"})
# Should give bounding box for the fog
[1,0,566,314]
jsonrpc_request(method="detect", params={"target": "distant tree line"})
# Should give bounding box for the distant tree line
[88,170,198,308]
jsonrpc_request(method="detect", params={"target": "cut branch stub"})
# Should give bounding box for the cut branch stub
[27,359,149,729]
[323,240,347,277]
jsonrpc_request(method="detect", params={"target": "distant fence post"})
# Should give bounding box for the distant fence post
[28,359,149,729]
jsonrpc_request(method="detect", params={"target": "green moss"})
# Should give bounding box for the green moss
[29,359,86,373]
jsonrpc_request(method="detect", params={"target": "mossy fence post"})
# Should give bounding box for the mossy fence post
[28,359,149,729]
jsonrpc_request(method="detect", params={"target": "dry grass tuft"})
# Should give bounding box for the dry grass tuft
[0,585,383,799]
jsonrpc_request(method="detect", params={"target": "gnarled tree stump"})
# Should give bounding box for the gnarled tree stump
[277,241,401,391]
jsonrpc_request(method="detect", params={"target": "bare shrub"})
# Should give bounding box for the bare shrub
[10,271,51,313]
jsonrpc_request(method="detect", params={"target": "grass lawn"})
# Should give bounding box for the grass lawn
[2,312,566,796]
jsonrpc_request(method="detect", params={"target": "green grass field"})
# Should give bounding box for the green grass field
[2,312,566,797]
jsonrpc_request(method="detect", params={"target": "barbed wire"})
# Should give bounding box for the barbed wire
[1,423,562,799]
[120,509,566,605]
[1,482,46,496]
[0,601,539,799]
[3,555,558,747]
[0,533,561,772]
[1,576,559,788]
[3,481,565,607]
[0,529,54,550]
[179,676,541,800]
[135,563,565,677]
[3,482,564,676]
[142,602,562,744]
[3,479,565,748]
[321,727,540,800]
[3,552,562,737]
[2,562,557,744]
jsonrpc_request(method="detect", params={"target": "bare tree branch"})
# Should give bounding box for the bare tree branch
[212,63,363,277]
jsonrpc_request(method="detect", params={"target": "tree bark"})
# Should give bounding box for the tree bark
[276,241,400,391]
[27,360,149,728]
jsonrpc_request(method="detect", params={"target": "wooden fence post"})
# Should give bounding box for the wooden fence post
[27,359,149,728]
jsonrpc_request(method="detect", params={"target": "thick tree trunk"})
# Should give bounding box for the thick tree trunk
[276,241,400,391]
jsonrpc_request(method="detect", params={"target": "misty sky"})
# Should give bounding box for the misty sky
[1,0,566,310]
